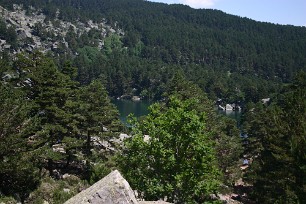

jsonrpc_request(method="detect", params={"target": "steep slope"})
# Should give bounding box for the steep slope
[0,0,305,102]
[1,0,305,82]
[0,4,121,54]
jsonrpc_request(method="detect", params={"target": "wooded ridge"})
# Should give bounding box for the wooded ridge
[0,1,305,203]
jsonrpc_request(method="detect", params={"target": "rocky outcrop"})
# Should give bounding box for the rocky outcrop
[139,202,172,204]
[64,170,173,204]
[0,4,123,54]
[132,96,141,101]
[64,170,138,204]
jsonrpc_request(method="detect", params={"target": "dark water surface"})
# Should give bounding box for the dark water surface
[112,99,241,126]
[217,109,242,127]
[112,99,153,125]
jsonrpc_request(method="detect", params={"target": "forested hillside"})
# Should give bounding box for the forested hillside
[0,0,305,203]
[0,0,305,103]
[242,73,306,203]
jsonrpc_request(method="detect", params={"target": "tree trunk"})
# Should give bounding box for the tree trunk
[86,130,91,156]
[48,159,53,177]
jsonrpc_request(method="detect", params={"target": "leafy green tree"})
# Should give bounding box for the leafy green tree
[103,34,124,56]
[118,96,221,203]
[166,72,243,188]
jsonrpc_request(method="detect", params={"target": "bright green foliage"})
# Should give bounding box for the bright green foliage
[244,72,306,203]
[74,46,106,85]
[166,72,243,187]
[103,34,124,56]
[119,96,221,203]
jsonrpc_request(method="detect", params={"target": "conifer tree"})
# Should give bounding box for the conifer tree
[14,52,82,174]
[76,79,121,181]
[78,79,120,155]
[244,72,306,203]
[0,82,40,201]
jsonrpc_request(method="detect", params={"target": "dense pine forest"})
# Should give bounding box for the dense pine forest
[0,0,305,101]
[0,0,305,203]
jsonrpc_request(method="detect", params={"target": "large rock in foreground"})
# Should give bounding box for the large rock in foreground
[64,170,138,204]
[139,202,172,204]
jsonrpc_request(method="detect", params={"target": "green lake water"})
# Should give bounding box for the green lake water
[112,99,241,126]
[217,109,242,127]
[112,99,153,125]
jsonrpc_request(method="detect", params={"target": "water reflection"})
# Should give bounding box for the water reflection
[112,99,242,127]
[112,99,153,125]
[217,109,242,127]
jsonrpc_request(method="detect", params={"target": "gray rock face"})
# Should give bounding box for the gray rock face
[0,4,123,54]
[64,170,138,204]
[139,202,172,204]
